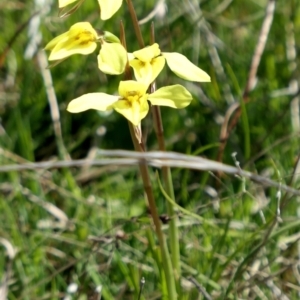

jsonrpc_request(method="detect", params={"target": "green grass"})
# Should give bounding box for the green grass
[1,0,300,299]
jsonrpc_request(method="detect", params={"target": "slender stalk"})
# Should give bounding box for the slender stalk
[126,0,145,48]
[120,17,177,299]
[151,106,181,278]
[128,122,177,299]
[149,23,181,290]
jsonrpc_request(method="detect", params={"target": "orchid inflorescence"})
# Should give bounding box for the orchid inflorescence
[46,2,211,297]
[46,1,210,127]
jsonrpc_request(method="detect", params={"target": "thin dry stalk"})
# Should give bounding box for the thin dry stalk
[217,0,276,163]
[37,50,69,160]
[1,150,300,197]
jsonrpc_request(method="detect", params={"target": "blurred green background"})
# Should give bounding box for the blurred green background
[1,0,300,299]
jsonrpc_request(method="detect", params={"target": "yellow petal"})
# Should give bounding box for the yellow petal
[98,0,123,20]
[148,85,193,108]
[118,81,148,98]
[59,0,79,8]
[47,22,98,61]
[130,56,165,85]
[67,93,119,113]
[49,42,97,60]
[129,60,153,85]
[163,52,211,82]
[132,43,161,62]
[98,43,127,75]
[44,32,68,50]
[150,56,165,82]
[68,22,98,37]
[113,95,149,125]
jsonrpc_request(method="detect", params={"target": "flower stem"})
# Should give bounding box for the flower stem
[149,23,181,293]
[126,0,145,48]
[151,105,182,284]
[128,122,177,299]
[124,3,178,297]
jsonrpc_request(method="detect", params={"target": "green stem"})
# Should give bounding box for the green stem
[124,3,178,297]
[151,105,181,286]
[149,23,181,292]
[128,122,177,299]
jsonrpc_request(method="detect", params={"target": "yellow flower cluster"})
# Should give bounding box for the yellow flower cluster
[45,1,210,126]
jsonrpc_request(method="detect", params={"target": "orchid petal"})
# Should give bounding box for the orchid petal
[114,81,149,125]
[68,22,97,35]
[98,43,127,75]
[67,93,119,113]
[130,56,165,84]
[148,84,193,108]
[163,52,211,82]
[132,43,161,62]
[49,42,97,60]
[45,32,68,50]
[113,95,149,126]
[150,56,165,82]
[129,60,153,85]
[98,0,123,20]
[118,81,148,98]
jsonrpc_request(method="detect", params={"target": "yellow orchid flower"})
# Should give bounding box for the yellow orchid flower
[67,81,193,126]
[129,44,165,86]
[98,0,123,20]
[45,22,98,61]
[129,43,211,85]
[45,24,127,74]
